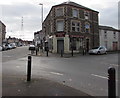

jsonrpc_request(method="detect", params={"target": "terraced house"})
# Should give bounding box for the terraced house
[43,1,99,53]
[0,21,6,45]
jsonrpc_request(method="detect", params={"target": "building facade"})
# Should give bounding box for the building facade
[43,1,99,53]
[99,25,120,51]
[0,21,6,45]
[34,30,45,46]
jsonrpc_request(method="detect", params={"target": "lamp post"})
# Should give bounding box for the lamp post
[39,3,43,51]
[39,3,43,26]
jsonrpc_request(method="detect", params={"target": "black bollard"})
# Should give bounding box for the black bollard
[108,67,116,98]
[71,48,73,57]
[36,50,37,55]
[27,56,32,81]
[46,47,48,57]
[61,50,63,57]
[83,49,85,55]
[47,50,48,57]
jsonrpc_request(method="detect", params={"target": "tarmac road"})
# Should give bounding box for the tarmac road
[31,53,118,96]
[2,46,119,96]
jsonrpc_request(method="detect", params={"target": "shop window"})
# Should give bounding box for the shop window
[70,37,77,50]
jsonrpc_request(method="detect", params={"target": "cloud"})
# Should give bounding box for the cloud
[2,2,42,40]
[1,0,119,40]
[98,3,118,28]
[118,1,120,29]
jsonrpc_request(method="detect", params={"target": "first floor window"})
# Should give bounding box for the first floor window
[113,32,116,39]
[56,20,64,31]
[85,23,90,33]
[104,31,107,39]
[72,21,81,32]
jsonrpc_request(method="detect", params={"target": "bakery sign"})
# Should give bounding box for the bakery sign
[56,32,65,37]
[70,35,84,38]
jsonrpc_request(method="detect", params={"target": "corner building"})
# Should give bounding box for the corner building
[43,1,99,53]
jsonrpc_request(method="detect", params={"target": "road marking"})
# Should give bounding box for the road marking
[92,74,118,82]
[16,66,20,68]
[50,72,63,76]
[109,64,119,67]
[3,56,11,57]
[91,74,108,79]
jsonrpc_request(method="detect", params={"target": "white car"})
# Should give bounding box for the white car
[0,45,3,51]
[29,45,35,50]
[89,46,107,54]
[10,43,17,49]
[8,44,13,49]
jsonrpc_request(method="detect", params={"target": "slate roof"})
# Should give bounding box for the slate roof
[99,25,118,31]
[54,1,98,12]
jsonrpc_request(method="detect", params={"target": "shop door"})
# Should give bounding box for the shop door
[57,40,64,53]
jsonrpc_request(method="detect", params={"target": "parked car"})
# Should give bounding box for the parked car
[8,44,13,49]
[10,43,17,49]
[2,44,9,50]
[88,46,107,54]
[0,45,3,51]
[29,45,35,50]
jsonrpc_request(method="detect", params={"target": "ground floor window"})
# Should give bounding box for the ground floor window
[70,37,85,51]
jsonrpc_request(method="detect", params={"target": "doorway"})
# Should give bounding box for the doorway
[57,40,64,53]
[113,42,118,50]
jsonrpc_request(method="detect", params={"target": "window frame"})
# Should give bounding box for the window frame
[104,31,107,39]
[55,7,64,16]
[56,20,64,32]
[84,11,90,20]
[72,8,79,18]
[71,21,81,32]
[85,22,90,33]
[113,31,116,39]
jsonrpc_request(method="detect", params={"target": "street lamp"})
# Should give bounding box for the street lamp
[39,3,43,25]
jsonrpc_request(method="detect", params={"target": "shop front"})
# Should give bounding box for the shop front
[51,33,90,54]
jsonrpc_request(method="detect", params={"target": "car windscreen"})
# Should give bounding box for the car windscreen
[92,47,99,49]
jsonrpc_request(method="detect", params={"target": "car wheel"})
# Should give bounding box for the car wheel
[97,51,100,54]
[105,52,107,54]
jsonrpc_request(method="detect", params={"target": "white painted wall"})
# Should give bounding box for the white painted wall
[99,29,119,51]
[64,35,70,53]
[52,35,57,53]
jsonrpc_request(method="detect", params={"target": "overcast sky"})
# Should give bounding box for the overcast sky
[0,0,119,41]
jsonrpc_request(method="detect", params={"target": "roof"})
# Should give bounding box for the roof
[99,25,118,31]
[34,30,42,35]
[0,20,6,27]
[53,1,98,13]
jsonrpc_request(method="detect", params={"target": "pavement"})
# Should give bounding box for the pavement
[2,51,93,97]
[3,74,92,97]
[29,50,119,58]
[29,50,87,58]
